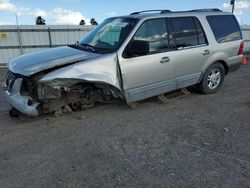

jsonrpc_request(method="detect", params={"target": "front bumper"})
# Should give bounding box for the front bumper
[3,78,39,117]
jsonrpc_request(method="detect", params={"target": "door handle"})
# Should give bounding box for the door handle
[160,56,170,63]
[202,49,210,55]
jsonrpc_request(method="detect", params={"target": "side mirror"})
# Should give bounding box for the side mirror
[124,40,149,58]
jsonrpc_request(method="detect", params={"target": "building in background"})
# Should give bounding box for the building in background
[0,25,94,65]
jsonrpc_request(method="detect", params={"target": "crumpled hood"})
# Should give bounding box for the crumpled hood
[9,46,99,76]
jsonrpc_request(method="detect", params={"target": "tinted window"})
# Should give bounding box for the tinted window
[171,17,199,48]
[207,15,242,43]
[194,18,207,45]
[133,18,172,54]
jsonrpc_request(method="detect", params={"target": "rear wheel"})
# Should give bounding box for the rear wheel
[198,63,225,94]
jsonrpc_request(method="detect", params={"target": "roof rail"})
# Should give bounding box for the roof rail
[130,8,223,15]
[130,10,171,15]
[190,8,223,12]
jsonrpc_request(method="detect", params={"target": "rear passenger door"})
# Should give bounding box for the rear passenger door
[169,17,210,89]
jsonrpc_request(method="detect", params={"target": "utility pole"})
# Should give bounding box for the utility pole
[15,14,24,54]
[231,0,235,13]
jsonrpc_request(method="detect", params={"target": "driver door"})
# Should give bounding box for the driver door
[118,18,176,103]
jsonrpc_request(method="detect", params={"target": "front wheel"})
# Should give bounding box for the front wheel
[198,63,225,94]
[9,108,21,118]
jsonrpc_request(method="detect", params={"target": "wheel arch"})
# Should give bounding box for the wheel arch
[198,61,226,94]
[216,60,228,75]
[199,60,228,84]
[201,51,229,76]
[38,76,125,99]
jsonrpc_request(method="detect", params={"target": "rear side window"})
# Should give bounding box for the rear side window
[171,17,207,48]
[207,15,242,43]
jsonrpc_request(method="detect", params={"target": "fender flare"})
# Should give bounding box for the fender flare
[201,52,229,73]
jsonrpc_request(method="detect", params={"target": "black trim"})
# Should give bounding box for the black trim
[193,17,200,45]
[228,62,242,73]
[193,17,209,45]
[168,18,177,50]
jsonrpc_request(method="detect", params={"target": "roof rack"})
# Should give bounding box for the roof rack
[130,8,223,15]
[130,10,171,15]
[190,8,222,12]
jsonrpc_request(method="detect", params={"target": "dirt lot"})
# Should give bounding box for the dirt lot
[0,62,250,188]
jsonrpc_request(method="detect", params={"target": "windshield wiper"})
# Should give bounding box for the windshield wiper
[76,42,96,52]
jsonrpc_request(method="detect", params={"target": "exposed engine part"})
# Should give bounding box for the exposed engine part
[37,84,62,100]
[53,105,73,117]
[18,71,124,115]
[38,82,123,114]
[63,105,73,113]
[53,109,63,117]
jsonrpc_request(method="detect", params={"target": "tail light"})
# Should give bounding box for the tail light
[238,41,244,55]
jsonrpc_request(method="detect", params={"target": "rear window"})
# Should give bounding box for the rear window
[207,15,242,43]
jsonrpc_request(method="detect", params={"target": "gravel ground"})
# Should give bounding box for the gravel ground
[0,63,250,188]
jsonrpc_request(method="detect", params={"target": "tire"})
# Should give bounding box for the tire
[9,108,20,118]
[198,63,225,94]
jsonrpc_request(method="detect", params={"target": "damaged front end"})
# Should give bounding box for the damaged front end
[4,52,124,117]
[37,78,123,115]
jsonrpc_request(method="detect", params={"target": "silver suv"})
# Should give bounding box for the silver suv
[3,9,244,117]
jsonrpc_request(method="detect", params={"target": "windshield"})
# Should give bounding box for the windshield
[79,18,138,53]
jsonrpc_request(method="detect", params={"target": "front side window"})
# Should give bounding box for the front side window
[207,15,242,43]
[132,18,171,54]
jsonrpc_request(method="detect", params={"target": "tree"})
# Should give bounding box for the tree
[79,19,86,25]
[35,16,46,25]
[90,18,98,25]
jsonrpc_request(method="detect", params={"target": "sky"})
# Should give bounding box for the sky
[0,0,250,25]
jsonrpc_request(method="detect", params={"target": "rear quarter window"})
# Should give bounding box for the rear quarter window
[207,15,242,43]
